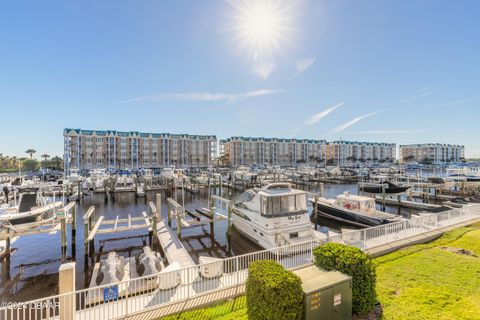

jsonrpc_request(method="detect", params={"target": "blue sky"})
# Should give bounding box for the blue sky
[1,0,479,158]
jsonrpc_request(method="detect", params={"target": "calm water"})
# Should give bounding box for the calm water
[0,182,422,301]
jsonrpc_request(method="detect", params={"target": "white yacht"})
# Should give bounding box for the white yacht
[231,183,324,250]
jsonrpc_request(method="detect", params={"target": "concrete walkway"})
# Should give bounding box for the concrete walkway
[367,217,480,257]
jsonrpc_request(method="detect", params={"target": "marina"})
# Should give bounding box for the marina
[1,165,479,306]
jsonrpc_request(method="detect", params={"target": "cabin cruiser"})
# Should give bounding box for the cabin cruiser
[0,187,63,230]
[66,168,83,183]
[84,168,107,191]
[232,183,324,250]
[161,166,175,180]
[233,166,258,183]
[310,192,401,228]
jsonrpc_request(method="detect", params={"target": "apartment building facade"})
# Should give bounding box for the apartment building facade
[399,143,465,164]
[326,141,396,165]
[63,128,217,171]
[219,136,327,167]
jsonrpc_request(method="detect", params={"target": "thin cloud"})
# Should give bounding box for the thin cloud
[346,127,436,135]
[399,89,436,103]
[333,110,382,132]
[426,97,476,110]
[304,102,343,126]
[252,61,276,80]
[128,89,282,104]
[294,57,316,77]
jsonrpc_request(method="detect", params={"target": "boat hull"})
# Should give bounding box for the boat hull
[312,202,392,227]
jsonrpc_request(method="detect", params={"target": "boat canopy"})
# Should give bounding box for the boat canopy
[334,193,376,214]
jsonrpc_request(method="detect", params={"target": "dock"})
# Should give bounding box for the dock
[374,196,444,211]
[156,220,195,268]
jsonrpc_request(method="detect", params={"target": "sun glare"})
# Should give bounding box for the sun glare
[228,0,296,61]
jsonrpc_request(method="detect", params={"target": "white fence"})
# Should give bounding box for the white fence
[1,204,480,320]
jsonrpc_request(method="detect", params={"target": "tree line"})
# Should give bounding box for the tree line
[0,149,63,173]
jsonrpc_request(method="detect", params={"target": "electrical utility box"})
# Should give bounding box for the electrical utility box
[293,265,352,320]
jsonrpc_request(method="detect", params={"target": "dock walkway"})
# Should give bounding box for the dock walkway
[156,220,195,268]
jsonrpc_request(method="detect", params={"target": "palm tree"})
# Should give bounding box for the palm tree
[25,149,36,159]
[51,156,63,170]
[41,154,50,162]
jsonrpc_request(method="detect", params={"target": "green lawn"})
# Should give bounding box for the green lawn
[160,222,480,320]
[375,222,480,320]
[160,296,247,320]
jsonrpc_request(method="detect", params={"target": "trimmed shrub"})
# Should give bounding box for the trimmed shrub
[313,243,377,316]
[246,260,303,320]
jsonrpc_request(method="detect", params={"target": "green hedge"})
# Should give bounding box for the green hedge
[246,260,303,320]
[313,243,377,316]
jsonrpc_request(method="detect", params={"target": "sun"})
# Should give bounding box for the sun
[227,0,297,61]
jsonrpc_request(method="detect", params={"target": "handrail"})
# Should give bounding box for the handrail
[1,203,479,320]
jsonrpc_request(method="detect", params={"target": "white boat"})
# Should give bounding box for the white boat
[196,171,210,185]
[84,168,107,191]
[310,192,401,228]
[231,183,323,250]
[233,166,257,183]
[161,166,175,180]
[445,167,480,182]
[0,188,63,229]
[66,168,83,183]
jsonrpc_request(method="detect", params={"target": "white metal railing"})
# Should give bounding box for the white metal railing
[1,204,479,320]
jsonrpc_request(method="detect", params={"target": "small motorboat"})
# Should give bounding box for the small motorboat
[359,181,410,194]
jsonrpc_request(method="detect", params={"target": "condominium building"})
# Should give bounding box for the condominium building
[219,137,327,167]
[399,143,465,164]
[63,128,217,171]
[326,141,396,165]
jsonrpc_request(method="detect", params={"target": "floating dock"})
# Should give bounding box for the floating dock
[374,196,444,211]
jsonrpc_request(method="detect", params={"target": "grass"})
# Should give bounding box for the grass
[160,296,247,320]
[375,222,480,320]
[159,223,480,320]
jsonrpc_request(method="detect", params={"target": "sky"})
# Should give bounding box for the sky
[0,0,479,158]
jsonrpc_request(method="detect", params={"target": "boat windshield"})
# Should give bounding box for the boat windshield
[261,195,307,217]
[235,190,256,204]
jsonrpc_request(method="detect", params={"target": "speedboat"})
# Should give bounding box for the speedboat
[232,183,324,250]
[310,192,401,228]
[359,181,410,194]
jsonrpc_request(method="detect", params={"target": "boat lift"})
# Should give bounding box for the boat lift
[83,206,154,259]
[165,195,232,239]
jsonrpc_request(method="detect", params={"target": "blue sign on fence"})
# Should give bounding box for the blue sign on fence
[103,285,119,302]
